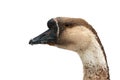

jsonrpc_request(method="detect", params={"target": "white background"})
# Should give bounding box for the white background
[0,0,120,80]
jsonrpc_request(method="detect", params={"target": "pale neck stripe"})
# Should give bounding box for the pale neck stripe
[53,18,59,37]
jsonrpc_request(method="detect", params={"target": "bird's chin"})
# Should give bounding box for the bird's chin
[48,42,56,46]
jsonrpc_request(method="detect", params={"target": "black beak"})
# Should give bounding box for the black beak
[29,19,57,45]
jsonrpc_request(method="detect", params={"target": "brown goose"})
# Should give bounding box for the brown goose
[29,17,110,80]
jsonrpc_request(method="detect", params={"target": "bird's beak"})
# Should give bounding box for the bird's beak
[29,18,58,45]
[29,29,57,45]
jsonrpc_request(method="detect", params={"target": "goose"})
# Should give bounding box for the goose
[29,17,110,80]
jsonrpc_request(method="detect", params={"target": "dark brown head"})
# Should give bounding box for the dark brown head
[29,17,99,51]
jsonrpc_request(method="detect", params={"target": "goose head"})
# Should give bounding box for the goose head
[29,17,96,52]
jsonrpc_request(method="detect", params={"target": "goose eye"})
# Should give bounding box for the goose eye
[65,24,69,27]
[64,23,72,27]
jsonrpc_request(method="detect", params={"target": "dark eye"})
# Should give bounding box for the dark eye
[64,23,72,27]
[65,24,69,27]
